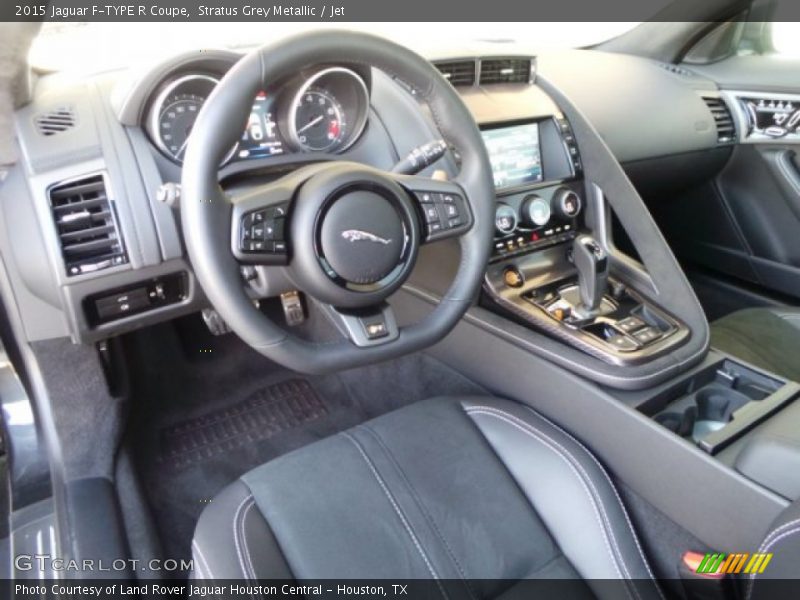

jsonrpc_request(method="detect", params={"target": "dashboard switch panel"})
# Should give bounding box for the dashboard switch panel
[85,273,188,326]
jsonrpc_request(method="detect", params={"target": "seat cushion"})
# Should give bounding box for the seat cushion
[710,307,800,381]
[193,396,662,600]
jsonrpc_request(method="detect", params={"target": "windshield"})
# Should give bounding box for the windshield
[30,22,641,72]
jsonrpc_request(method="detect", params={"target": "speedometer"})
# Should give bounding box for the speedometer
[291,88,346,152]
[157,93,204,162]
[147,74,236,165]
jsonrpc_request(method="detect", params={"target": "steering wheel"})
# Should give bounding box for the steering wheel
[181,31,494,374]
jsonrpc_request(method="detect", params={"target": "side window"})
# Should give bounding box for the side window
[770,23,800,55]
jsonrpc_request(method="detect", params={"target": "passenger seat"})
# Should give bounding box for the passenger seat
[711,308,800,381]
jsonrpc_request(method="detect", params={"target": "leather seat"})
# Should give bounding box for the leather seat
[192,396,663,598]
[711,307,800,381]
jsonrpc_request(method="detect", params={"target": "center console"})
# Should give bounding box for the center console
[396,60,795,552]
[479,114,690,365]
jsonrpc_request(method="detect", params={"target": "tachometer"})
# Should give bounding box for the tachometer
[291,88,346,152]
[287,67,369,154]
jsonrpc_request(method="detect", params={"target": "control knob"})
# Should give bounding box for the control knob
[552,188,582,220]
[495,203,518,236]
[520,195,551,228]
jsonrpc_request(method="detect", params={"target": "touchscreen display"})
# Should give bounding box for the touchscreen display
[481,122,543,189]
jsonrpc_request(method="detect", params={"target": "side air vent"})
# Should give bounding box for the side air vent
[34,106,77,137]
[48,173,128,277]
[479,58,533,85]
[434,60,476,87]
[701,96,736,144]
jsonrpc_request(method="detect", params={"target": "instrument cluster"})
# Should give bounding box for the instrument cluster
[145,66,370,166]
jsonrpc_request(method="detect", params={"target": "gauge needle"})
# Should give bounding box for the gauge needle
[176,138,190,159]
[297,115,324,134]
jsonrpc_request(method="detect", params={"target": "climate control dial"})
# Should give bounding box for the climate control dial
[495,203,518,236]
[553,188,582,220]
[521,195,552,228]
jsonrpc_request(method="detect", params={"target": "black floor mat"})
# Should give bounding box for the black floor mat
[124,315,487,567]
[158,379,327,470]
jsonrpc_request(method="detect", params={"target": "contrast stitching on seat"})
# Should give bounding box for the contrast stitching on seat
[232,495,258,590]
[341,431,449,600]
[758,517,800,551]
[358,424,478,600]
[519,405,665,600]
[469,406,637,585]
[466,407,635,600]
[240,500,261,592]
[747,524,800,600]
[192,540,215,579]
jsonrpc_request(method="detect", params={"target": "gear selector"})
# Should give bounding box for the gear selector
[571,235,609,313]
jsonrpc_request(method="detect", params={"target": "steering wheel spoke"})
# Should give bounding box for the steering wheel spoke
[319,302,400,347]
[393,175,474,244]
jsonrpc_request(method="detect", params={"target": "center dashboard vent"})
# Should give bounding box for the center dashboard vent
[34,106,77,137]
[701,96,736,144]
[434,60,476,87]
[479,58,533,85]
[48,173,128,277]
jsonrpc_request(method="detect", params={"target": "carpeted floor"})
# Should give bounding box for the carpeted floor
[123,314,486,565]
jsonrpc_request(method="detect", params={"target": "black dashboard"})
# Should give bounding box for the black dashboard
[1,44,736,346]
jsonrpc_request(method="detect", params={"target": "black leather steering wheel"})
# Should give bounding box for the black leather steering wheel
[181,31,494,374]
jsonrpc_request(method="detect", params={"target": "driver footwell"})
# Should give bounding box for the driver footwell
[122,315,486,568]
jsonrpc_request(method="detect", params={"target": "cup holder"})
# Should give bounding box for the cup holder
[648,360,787,453]
[655,384,756,442]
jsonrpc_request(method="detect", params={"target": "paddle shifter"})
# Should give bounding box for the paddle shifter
[572,235,609,313]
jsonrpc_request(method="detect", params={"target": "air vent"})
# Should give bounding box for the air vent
[48,173,128,277]
[479,58,533,85]
[702,96,736,144]
[34,106,76,137]
[657,62,695,77]
[434,60,476,87]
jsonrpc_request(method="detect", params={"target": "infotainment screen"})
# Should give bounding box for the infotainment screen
[480,122,543,189]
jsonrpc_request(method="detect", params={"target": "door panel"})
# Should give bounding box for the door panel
[661,55,800,301]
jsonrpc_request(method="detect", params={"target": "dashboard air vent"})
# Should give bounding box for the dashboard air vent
[434,60,476,87]
[657,62,695,77]
[701,96,736,144]
[48,173,128,277]
[479,58,533,85]
[34,106,77,136]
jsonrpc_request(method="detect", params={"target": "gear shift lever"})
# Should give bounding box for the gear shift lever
[572,235,609,313]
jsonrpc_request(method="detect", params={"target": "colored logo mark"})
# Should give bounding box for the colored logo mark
[696,553,773,575]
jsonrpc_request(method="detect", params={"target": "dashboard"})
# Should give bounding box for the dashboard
[2,43,741,347]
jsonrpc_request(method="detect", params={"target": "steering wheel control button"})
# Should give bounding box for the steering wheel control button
[239,202,289,255]
[423,204,440,223]
[319,190,405,285]
[361,315,389,340]
[414,190,469,241]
